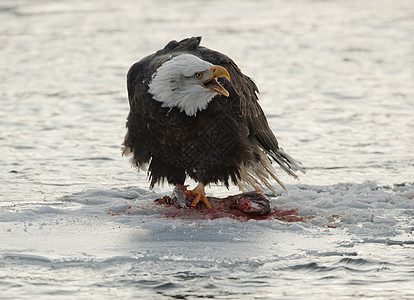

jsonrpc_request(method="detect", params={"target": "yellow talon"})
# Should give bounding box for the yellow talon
[190,194,201,209]
[184,182,212,209]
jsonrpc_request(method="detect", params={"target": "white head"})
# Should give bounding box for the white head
[148,54,230,117]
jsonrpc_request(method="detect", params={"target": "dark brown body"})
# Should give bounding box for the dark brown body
[123,37,294,189]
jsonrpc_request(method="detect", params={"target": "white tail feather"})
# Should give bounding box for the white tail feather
[276,148,305,172]
[237,148,304,194]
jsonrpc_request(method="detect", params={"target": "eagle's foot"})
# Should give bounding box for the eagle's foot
[184,182,212,209]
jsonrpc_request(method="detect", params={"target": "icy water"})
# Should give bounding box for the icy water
[1,0,414,299]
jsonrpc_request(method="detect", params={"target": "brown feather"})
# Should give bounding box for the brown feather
[123,37,304,193]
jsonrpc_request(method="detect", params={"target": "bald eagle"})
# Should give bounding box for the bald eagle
[123,37,304,208]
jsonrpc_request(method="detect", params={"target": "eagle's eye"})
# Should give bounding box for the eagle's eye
[194,72,203,79]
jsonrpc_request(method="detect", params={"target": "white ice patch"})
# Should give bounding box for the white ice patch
[1,182,413,300]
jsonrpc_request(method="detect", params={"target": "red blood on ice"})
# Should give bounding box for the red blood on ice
[107,204,133,216]
[106,187,315,223]
[155,188,314,222]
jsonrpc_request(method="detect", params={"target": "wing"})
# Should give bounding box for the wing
[124,43,200,186]
[123,56,152,168]
[193,38,304,178]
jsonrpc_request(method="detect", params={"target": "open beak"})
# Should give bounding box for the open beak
[201,65,230,97]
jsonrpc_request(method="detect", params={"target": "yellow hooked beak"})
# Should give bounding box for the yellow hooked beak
[201,65,230,97]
